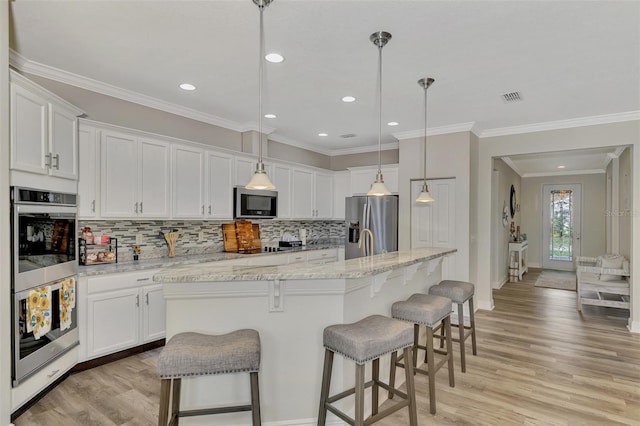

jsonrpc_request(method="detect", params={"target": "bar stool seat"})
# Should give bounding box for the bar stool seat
[390,294,455,414]
[318,314,418,426]
[429,280,478,372]
[157,330,261,426]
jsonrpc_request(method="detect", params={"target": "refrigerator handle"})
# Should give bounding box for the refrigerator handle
[361,204,367,256]
[367,203,372,255]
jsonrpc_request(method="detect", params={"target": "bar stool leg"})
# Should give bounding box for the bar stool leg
[158,379,171,426]
[317,349,334,426]
[355,364,365,426]
[444,317,455,387]
[457,302,466,372]
[413,324,419,369]
[402,347,418,426]
[388,351,398,399]
[426,325,436,415]
[469,297,477,355]
[372,358,379,415]
[171,378,181,425]
[250,372,261,426]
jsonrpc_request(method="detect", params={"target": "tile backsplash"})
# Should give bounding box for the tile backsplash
[79,219,345,262]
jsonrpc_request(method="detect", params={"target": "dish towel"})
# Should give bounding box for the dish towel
[26,286,52,339]
[60,277,76,331]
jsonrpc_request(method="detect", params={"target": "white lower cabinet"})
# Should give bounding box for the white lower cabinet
[306,248,338,264]
[82,269,165,361]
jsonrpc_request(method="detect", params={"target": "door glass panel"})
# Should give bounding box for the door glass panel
[548,190,573,261]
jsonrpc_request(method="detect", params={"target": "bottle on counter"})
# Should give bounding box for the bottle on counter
[299,229,307,245]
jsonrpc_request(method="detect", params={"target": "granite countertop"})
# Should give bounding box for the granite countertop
[78,242,344,277]
[154,247,456,282]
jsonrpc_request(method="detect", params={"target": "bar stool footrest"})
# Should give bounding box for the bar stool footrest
[179,404,252,418]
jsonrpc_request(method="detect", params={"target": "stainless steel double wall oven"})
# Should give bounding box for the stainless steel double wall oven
[11,187,79,385]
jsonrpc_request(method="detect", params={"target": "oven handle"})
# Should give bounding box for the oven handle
[15,204,77,215]
[15,277,74,299]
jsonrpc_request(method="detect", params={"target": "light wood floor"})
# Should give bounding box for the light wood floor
[14,273,640,425]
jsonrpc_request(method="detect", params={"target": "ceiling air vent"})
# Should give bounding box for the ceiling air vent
[340,133,357,138]
[502,91,523,103]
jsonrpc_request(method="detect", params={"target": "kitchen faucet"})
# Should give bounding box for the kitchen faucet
[358,228,374,257]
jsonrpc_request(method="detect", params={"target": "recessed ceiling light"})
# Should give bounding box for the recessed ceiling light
[179,83,196,91]
[318,133,328,137]
[387,121,399,126]
[265,53,284,63]
[264,113,277,119]
[557,165,566,169]
[341,96,356,103]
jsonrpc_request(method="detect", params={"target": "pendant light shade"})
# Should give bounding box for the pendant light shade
[367,31,392,197]
[246,0,276,190]
[416,77,435,203]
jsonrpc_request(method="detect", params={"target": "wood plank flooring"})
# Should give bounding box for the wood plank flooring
[14,274,640,425]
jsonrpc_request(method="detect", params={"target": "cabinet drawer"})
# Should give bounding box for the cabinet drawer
[307,249,337,261]
[86,269,159,294]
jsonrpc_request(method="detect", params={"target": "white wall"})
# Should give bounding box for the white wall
[399,132,470,282]
[1,2,12,424]
[618,147,632,259]
[521,173,607,267]
[476,121,640,331]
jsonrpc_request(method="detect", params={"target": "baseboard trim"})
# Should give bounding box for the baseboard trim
[628,320,640,334]
[72,339,165,374]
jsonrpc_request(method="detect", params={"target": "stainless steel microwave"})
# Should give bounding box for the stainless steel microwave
[234,187,278,219]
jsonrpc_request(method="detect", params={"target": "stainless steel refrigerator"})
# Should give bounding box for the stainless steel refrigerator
[345,195,398,259]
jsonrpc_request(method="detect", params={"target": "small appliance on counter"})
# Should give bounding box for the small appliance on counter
[222,220,262,254]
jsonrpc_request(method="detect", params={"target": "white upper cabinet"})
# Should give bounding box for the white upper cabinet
[206,151,234,219]
[101,131,138,217]
[314,171,334,219]
[78,124,99,218]
[291,168,314,219]
[333,171,350,220]
[292,168,334,219]
[10,71,83,182]
[172,145,204,218]
[235,156,255,187]
[349,165,399,195]
[101,130,170,218]
[273,164,292,219]
[138,139,171,218]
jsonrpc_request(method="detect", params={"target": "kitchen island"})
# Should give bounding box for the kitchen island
[154,247,456,425]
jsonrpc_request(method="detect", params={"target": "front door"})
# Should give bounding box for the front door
[542,184,582,270]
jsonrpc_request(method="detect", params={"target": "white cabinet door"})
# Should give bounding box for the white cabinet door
[350,165,398,195]
[173,145,204,218]
[87,288,140,358]
[235,157,256,187]
[142,284,166,343]
[49,104,78,180]
[314,171,334,219]
[101,131,138,217]
[10,83,48,175]
[139,139,170,218]
[411,178,456,279]
[78,125,99,218]
[273,164,291,219]
[292,168,314,218]
[206,151,234,218]
[333,171,349,220]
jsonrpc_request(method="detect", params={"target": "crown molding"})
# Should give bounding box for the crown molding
[521,169,605,178]
[328,141,399,156]
[393,122,476,140]
[500,157,520,175]
[9,49,246,132]
[479,111,640,138]
[268,133,334,156]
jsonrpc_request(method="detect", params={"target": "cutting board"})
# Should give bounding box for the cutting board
[222,221,261,253]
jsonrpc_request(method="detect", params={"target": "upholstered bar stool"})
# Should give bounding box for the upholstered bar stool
[318,314,418,426]
[428,280,477,372]
[389,293,455,415]
[157,330,261,426]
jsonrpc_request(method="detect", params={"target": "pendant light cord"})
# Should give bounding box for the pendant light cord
[258,4,264,164]
[423,83,427,186]
[377,44,383,176]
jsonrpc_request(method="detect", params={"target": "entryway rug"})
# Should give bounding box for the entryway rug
[534,269,576,291]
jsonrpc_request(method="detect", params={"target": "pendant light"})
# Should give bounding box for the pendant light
[246,0,276,190]
[415,77,435,203]
[367,31,392,197]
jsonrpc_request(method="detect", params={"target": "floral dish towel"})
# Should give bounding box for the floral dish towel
[60,277,76,331]
[27,286,52,339]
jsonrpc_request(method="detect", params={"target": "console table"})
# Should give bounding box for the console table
[508,241,528,280]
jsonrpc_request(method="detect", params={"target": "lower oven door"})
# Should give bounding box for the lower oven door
[13,275,79,386]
